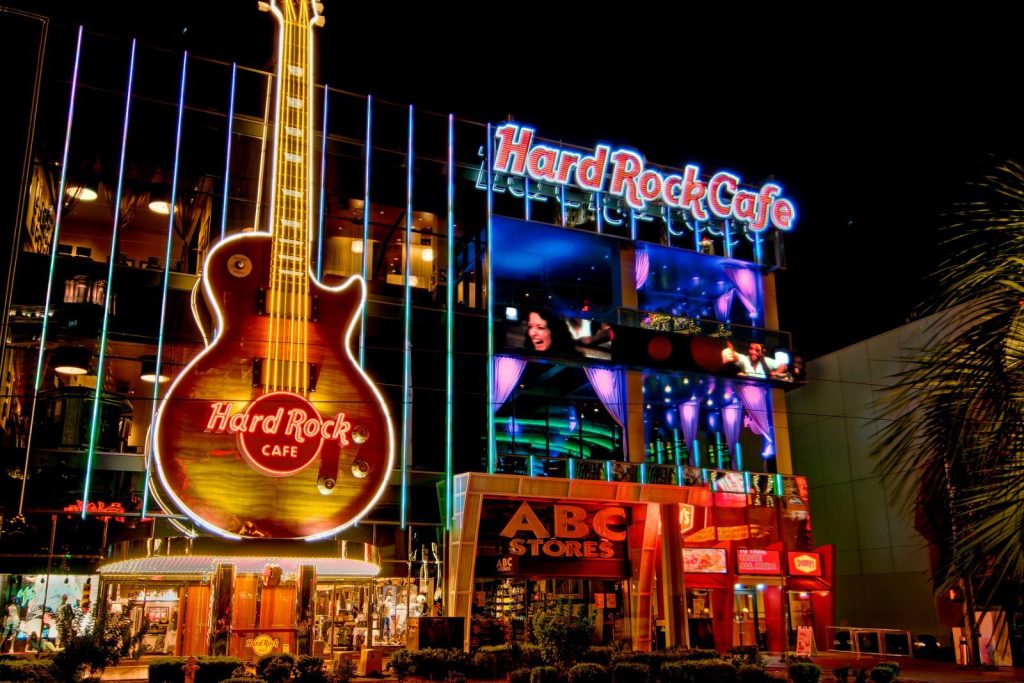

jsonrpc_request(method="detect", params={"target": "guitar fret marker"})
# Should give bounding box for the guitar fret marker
[288,65,304,76]
[279,254,301,261]
[279,238,302,245]
[285,152,302,163]
[281,219,301,227]
[287,97,303,109]
[280,268,304,276]
[285,126,303,137]
[282,188,301,197]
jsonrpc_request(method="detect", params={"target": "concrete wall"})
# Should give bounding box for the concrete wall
[786,316,946,639]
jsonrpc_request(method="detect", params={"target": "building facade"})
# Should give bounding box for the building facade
[0,9,829,659]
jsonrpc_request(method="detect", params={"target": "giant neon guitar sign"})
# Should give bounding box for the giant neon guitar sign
[152,0,394,539]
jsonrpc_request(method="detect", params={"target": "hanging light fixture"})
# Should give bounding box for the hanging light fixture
[52,347,91,375]
[65,183,98,202]
[139,355,169,383]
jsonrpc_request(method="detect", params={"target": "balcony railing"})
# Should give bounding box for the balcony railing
[494,454,804,497]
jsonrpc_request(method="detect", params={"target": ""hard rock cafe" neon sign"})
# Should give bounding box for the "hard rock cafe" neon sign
[492,123,796,232]
[205,392,352,476]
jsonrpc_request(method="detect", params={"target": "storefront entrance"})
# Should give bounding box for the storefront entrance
[685,588,716,649]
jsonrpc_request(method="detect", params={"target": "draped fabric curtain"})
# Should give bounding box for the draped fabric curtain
[635,249,650,290]
[174,176,213,272]
[714,290,735,322]
[723,266,759,319]
[584,366,627,428]
[103,183,149,230]
[679,399,700,449]
[737,383,774,456]
[721,401,743,456]
[492,355,527,413]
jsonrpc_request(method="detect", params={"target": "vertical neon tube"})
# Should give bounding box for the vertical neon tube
[676,464,684,487]
[754,229,763,264]
[142,51,188,520]
[666,210,673,248]
[559,185,566,227]
[743,470,751,494]
[735,443,743,472]
[524,178,530,221]
[18,26,84,515]
[693,440,701,468]
[595,191,603,233]
[316,83,328,281]
[445,113,454,530]
[724,219,733,259]
[359,95,372,368]
[400,104,413,529]
[82,39,137,517]
[630,210,637,240]
[775,473,784,497]
[605,460,613,482]
[486,124,495,474]
[219,63,237,241]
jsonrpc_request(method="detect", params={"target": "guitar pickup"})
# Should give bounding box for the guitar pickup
[251,358,319,392]
[255,289,318,322]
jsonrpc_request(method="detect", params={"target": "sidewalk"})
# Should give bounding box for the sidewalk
[794,652,1024,682]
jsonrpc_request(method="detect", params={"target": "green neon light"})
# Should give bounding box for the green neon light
[445,113,454,530]
[141,51,188,520]
[400,104,413,529]
[19,26,84,516]
[82,39,137,518]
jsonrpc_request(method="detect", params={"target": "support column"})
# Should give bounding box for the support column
[626,370,646,463]
[629,503,661,651]
[659,503,688,649]
[447,477,483,651]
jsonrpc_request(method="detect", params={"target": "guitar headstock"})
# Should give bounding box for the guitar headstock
[258,0,325,28]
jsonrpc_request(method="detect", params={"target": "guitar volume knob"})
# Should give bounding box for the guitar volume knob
[317,475,336,495]
[351,460,369,479]
[227,254,252,278]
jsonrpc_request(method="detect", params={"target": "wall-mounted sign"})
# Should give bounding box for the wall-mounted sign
[63,500,125,523]
[491,123,796,232]
[679,504,695,534]
[683,547,728,574]
[476,500,630,578]
[788,552,822,576]
[246,634,281,657]
[736,548,782,575]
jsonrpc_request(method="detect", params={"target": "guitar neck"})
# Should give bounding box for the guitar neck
[268,9,317,286]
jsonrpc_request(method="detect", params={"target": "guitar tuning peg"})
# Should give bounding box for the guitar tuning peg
[314,2,324,12]
[314,15,325,26]
[257,1,270,11]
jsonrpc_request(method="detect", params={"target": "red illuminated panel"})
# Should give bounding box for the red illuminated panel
[736,548,782,575]
[787,552,822,576]
[683,547,728,574]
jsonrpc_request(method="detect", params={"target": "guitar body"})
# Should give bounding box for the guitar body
[153,233,394,539]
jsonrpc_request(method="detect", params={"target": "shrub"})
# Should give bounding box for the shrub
[294,656,325,683]
[579,647,615,667]
[788,662,822,683]
[256,654,296,683]
[516,644,545,669]
[148,656,245,683]
[611,662,649,683]
[568,663,610,683]
[0,660,56,682]
[386,650,413,682]
[333,658,356,683]
[409,649,473,681]
[868,666,896,683]
[510,668,533,683]
[684,660,738,683]
[727,647,762,666]
[532,600,596,667]
[783,653,813,664]
[831,667,849,682]
[659,662,686,683]
[471,651,498,680]
[875,661,901,677]
[683,649,722,661]
[479,645,514,677]
[530,665,560,683]
[737,664,775,683]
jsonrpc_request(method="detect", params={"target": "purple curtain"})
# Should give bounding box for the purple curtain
[679,399,700,448]
[721,401,743,457]
[724,266,759,320]
[737,383,775,457]
[492,355,527,413]
[714,289,735,322]
[635,249,650,290]
[584,366,627,428]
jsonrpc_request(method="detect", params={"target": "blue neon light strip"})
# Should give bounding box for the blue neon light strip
[630,210,637,241]
[400,104,413,528]
[316,83,328,281]
[735,443,743,472]
[359,95,372,368]
[18,26,84,515]
[595,191,603,233]
[693,439,701,467]
[559,185,567,227]
[676,465,684,487]
[445,113,454,530]
[486,125,496,474]
[219,63,237,241]
[524,178,530,221]
[82,39,137,518]
[141,51,188,520]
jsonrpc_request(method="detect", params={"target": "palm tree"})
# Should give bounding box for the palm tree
[874,159,1024,664]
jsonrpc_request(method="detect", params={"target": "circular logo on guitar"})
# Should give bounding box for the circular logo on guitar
[203,391,352,477]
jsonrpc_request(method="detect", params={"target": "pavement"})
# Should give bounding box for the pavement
[93,652,1024,683]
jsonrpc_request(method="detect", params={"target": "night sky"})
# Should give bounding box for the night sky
[5,2,1020,358]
